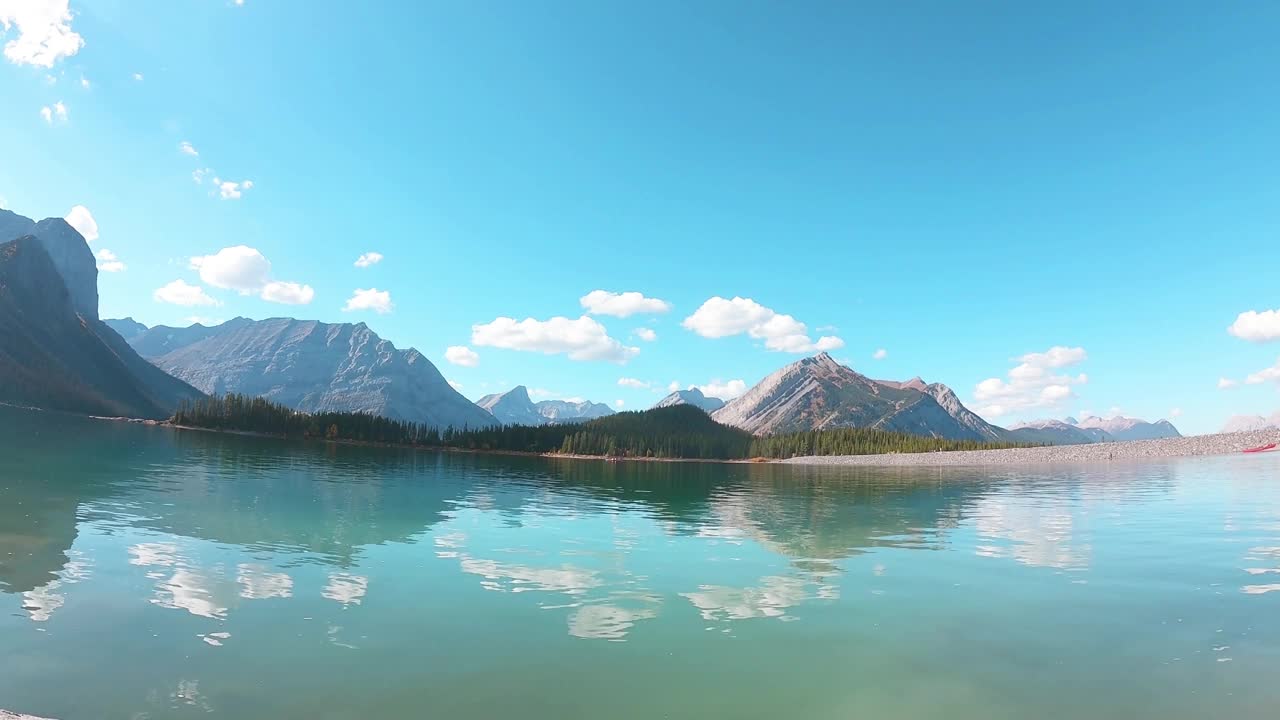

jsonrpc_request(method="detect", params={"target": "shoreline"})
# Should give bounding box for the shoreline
[782,429,1279,466]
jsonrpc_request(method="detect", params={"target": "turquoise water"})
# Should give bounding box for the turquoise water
[2,407,1279,719]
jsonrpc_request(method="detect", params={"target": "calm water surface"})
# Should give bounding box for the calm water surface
[2,407,1279,719]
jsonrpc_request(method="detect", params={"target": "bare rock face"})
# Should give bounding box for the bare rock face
[477,386,614,426]
[653,388,726,413]
[712,353,997,440]
[129,318,496,430]
[104,317,149,340]
[0,236,200,418]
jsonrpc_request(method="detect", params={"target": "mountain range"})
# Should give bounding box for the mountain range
[1008,415,1181,445]
[653,388,726,413]
[711,353,1010,441]
[0,210,202,419]
[1220,413,1280,433]
[477,386,615,426]
[120,317,496,430]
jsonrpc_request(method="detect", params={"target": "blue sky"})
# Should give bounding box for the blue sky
[2,0,1279,434]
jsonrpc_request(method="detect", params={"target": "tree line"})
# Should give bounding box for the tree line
[172,394,1030,459]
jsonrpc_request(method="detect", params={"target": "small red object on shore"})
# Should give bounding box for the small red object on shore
[1242,443,1277,454]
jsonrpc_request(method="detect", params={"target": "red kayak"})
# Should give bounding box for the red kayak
[1243,443,1277,454]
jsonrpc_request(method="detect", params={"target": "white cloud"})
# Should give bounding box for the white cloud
[1,0,84,67]
[614,399,625,408]
[63,204,98,241]
[78,74,87,89]
[633,327,657,342]
[580,290,672,318]
[154,279,219,307]
[472,315,639,364]
[39,99,67,124]
[342,288,393,314]
[667,381,680,392]
[260,281,314,305]
[972,346,1089,419]
[1244,357,1280,386]
[213,177,253,200]
[694,379,748,400]
[354,251,383,268]
[132,71,143,81]
[179,141,198,157]
[192,168,211,184]
[189,245,312,304]
[1218,377,1237,390]
[190,246,271,293]
[94,248,125,272]
[1170,407,1183,418]
[1229,310,1280,343]
[872,348,887,360]
[445,345,479,367]
[682,296,843,353]
[617,377,650,389]
[448,379,462,391]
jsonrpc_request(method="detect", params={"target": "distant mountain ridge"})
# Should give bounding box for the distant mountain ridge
[653,388,726,413]
[0,211,202,418]
[1008,415,1181,444]
[476,386,614,426]
[1221,413,1280,433]
[122,317,495,430]
[712,353,1005,441]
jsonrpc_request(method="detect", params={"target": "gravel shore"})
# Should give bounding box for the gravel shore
[782,429,1280,467]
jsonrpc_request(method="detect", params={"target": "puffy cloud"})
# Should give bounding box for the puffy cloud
[189,245,312,305]
[213,177,253,200]
[580,290,672,318]
[192,168,211,184]
[342,288,393,314]
[1170,407,1183,418]
[614,399,625,409]
[448,379,463,391]
[1229,310,1280,343]
[682,296,843,353]
[39,99,66,124]
[154,279,219,307]
[667,381,680,392]
[445,345,479,367]
[179,141,198,157]
[78,74,87,89]
[617,377,650,389]
[471,315,639,364]
[694,379,748,400]
[1,0,84,67]
[972,346,1089,419]
[872,348,887,360]
[1244,357,1280,386]
[63,204,97,241]
[190,246,271,293]
[633,327,657,342]
[260,281,314,305]
[1218,377,1238,390]
[132,71,143,81]
[354,251,383,268]
[94,248,125,272]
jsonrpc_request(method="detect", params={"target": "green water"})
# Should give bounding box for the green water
[2,407,1279,719]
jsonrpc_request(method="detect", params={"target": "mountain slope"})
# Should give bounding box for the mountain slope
[1006,419,1101,445]
[712,353,995,440]
[653,388,726,413]
[104,317,149,340]
[1221,413,1280,433]
[129,317,494,430]
[0,236,197,418]
[477,386,614,425]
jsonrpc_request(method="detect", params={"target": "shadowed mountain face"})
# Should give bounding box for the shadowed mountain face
[125,317,496,430]
[0,234,202,419]
[713,353,1004,440]
[104,317,148,340]
[653,388,726,413]
[476,385,614,426]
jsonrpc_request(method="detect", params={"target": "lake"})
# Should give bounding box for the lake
[2,406,1279,719]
